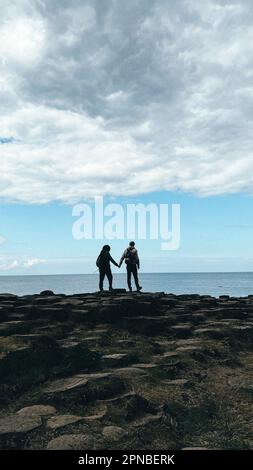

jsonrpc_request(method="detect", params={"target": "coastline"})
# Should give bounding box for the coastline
[1,289,253,449]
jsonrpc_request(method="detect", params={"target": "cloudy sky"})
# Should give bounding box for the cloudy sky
[1,0,253,275]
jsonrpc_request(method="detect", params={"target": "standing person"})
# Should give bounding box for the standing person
[96,245,119,292]
[119,241,142,292]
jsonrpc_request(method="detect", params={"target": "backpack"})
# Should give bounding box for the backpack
[125,248,136,265]
[96,251,103,268]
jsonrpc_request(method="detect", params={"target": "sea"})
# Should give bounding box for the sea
[0,272,253,298]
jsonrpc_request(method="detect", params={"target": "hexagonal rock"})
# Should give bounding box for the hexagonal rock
[44,373,110,394]
[170,324,193,338]
[163,379,190,386]
[193,327,227,339]
[175,338,202,346]
[131,362,158,369]
[0,293,17,300]
[0,415,42,436]
[101,353,129,367]
[113,367,148,379]
[152,351,179,363]
[82,402,107,420]
[17,405,56,417]
[102,426,127,441]
[116,339,136,347]
[42,372,125,404]
[84,409,107,422]
[102,353,127,361]
[104,392,157,421]
[176,346,202,352]
[46,415,85,430]
[131,412,163,428]
[47,434,93,450]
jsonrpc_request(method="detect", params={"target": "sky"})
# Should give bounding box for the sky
[1,0,253,274]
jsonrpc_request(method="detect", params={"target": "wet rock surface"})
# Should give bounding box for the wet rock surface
[1,290,253,449]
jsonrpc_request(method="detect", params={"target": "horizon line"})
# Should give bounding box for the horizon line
[1,271,253,278]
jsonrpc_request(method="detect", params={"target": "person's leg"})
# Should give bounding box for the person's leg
[132,265,141,290]
[127,265,132,291]
[106,267,113,290]
[99,269,105,291]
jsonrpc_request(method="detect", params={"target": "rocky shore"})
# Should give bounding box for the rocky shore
[1,289,253,450]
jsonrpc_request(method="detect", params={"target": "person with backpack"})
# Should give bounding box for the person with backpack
[96,245,119,292]
[119,241,142,292]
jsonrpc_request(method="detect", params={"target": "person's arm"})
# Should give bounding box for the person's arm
[109,254,119,267]
[119,249,127,267]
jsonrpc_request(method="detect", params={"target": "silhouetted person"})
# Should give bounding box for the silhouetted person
[96,245,119,292]
[119,241,142,292]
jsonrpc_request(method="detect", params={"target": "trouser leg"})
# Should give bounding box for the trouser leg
[132,265,140,289]
[127,265,132,290]
[106,267,113,289]
[99,269,105,290]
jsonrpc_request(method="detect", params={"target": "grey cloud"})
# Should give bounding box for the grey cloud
[1,0,253,203]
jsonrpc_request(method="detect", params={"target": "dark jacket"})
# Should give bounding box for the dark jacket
[97,250,118,270]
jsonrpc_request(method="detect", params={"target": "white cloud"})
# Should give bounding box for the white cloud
[0,16,46,68]
[0,255,45,271]
[1,0,253,203]
[0,260,19,271]
[23,258,45,268]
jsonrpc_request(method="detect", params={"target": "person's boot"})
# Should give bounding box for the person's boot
[137,286,142,292]
[129,287,132,292]
[109,287,114,292]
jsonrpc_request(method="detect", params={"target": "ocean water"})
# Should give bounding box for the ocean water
[0,272,253,298]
